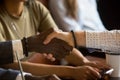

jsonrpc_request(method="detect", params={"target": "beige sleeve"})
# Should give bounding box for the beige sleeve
[35,1,59,32]
[0,33,5,41]
[0,22,6,41]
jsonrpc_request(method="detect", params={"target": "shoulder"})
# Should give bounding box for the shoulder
[26,0,47,10]
[25,0,49,16]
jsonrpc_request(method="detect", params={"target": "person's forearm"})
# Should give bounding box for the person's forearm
[65,48,89,66]
[75,31,86,47]
[3,62,74,78]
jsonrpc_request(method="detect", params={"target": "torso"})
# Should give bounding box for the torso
[0,0,57,41]
[0,1,38,41]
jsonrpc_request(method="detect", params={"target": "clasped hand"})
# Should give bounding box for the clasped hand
[26,28,73,60]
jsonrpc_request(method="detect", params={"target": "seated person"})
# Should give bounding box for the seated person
[0,34,63,80]
[49,0,106,31]
[1,29,109,80]
[44,30,120,56]
[0,0,109,79]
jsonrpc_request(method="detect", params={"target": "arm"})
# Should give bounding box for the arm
[43,30,85,47]
[3,61,101,80]
[65,48,90,66]
[44,30,120,53]
[0,39,28,65]
[26,28,73,60]
[49,0,81,31]
[0,28,73,64]
[0,67,60,80]
[69,30,120,53]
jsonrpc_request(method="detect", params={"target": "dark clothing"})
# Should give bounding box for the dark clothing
[0,41,19,80]
[0,41,13,65]
[97,0,120,30]
[0,68,19,80]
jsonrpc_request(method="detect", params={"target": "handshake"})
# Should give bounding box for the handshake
[22,28,73,60]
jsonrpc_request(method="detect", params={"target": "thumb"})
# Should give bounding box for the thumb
[43,32,56,45]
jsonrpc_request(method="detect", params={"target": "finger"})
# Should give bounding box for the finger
[93,62,111,69]
[99,64,111,69]
[47,54,56,61]
[82,74,89,80]
[51,57,56,61]
[85,62,98,68]
[48,53,53,58]
[85,61,110,70]
[88,66,101,79]
[87,70,99,80]
[43,53,47,57]
[47,54,54,59]
[43,32,57,44]
[82,69,96,80]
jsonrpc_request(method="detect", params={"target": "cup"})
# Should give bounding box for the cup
[106,52,120,77]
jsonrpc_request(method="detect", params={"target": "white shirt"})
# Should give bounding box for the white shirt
[86,30,120,53]
[49,0,106,31]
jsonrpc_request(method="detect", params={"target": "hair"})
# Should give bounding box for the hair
[64,0,78,20]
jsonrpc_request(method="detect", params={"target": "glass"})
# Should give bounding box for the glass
[106,52,120,78]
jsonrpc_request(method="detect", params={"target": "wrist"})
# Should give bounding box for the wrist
[69,33,74,47]
[70,30,78,48]
[64,66,75,78]
[21,37,28,57]
[76,31,86,47]
[81,58,90,65]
